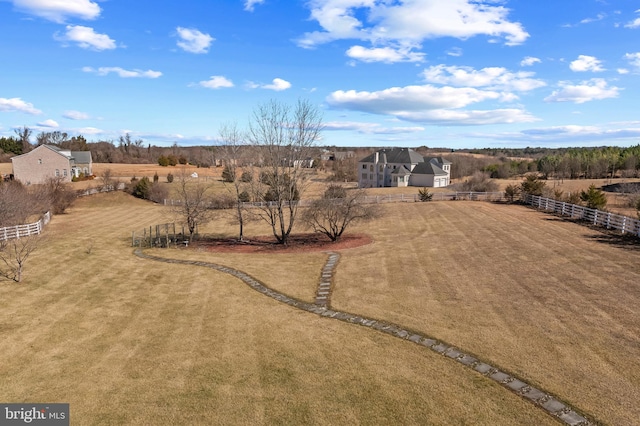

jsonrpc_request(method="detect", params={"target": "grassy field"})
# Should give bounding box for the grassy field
[0,193,557,425]
[334,201,640,425]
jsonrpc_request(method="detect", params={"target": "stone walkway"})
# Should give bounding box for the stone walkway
[134,248,593,426]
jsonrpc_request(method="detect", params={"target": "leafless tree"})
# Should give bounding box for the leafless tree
[0,181,35,226]
[0,235,40,283]
[218,122,252,241]
[100,168,117,191]
[247,99,323,244]
[14,126,32,153]
[173,170,214,242]
[302,187,378,242]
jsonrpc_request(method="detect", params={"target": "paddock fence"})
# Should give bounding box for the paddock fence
[162,191,506,209]
[0,212,51,242]
[131,222,193,248]
[524,194,640,237]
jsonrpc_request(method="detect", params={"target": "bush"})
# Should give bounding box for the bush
[240,171,253,183]
[418,187,433,202]
[324,184,347,199]
[132,177,151,199]
[148,182,169,204]
[221,165,235,183]
[457,171,498,192]
[504,184,520,202]
[167,173,174,183]
[580,185,607,210]
[158,155,169,167]
[238,191,250,203]
[153,172,159,183]
[520,175,546,196]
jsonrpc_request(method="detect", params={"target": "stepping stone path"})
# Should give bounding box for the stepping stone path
[315,252,340,306]
[134,248,593,426]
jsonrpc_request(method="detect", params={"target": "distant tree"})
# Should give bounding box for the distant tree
[504,184,521,202]
[580,185,607,210]
[173,170,214,241]
[153,172,159,183]
[14,126,32,153]
[167,173,174,183]
[221,164,235,183]
[303,188,378,242]
[99,168,116,191]
[158,155,170,166]
[418,187,433,202]
[0,136,22,155]
[520,175,546,196]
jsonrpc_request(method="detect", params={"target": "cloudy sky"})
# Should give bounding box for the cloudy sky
[1,0,639,148]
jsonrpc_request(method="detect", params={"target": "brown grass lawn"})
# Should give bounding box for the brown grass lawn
[335,201,640,426]
[0,193,556,425]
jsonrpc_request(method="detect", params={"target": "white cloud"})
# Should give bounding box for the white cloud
[624,52,640,70]
[0,97,42,114]
[11,0,101,23]
[324,121,425,134]
[176,27,214,54]
[346,45,425,63]
[624,10,640,28]
[396,108,538,125]
[37,119,59,128]
[82,67,162,78]
[570,55,605,72]
[244,0,265,12]
[485,124,640,144]
[63,110,90,120]
[544,79,620,104]
[520,56,541,66]
[55,25,116,51]
[580,13,606,25]
[199,76,234,89]
[297,0,529,51]
[248,78,291,91]
[618,68,630,74]
[422,65,546,92]
[446,47,463,57]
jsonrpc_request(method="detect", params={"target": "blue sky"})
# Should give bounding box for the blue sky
[1,0,639,149]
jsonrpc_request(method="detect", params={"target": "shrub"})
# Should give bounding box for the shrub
[458,171,498,192]
[221,165,235,183]
[148,182,169,204]
[153,172,159,183]
[167,155,178,166]
[520,175,546,196]
[167,173,174,183]
[240,171,253,183]
[178,155,188,165]
[238,191,250,203]
[132,177,151,199]
[418,187,433,202]
[158,155,169,167]
[504,184,521,202]
[580,185,607,210]
[324,184,347,199]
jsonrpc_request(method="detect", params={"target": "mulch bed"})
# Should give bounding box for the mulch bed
[192,233,373,254]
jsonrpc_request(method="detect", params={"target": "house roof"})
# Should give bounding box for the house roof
[10,144,91,164]
[391,165,411,175]
[360,148,424,164]
[71,151,92,163]
[429,156,452,165]
[412,161,448,176]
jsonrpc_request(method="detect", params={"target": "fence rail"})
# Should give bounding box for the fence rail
[524,194,640,237]
[0,212,51,242]
[163,191,506,209]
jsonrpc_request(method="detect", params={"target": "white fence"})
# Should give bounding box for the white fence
[163,191,506,208]
[0,212,51,242]
[524,194,640,237]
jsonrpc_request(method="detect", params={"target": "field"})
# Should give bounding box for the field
[0,193,557,425]
[1,187,639,424]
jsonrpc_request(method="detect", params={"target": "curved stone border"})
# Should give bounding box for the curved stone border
[134,248,593,426]
[315,252,340,306]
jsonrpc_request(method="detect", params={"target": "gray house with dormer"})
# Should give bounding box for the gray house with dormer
[358,148,451,188]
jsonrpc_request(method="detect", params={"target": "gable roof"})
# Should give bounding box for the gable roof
[360,148,424,164]
[391,165,411,175]
[412,161,447,176]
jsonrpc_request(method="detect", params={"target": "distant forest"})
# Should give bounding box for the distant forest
[2,128,639,181]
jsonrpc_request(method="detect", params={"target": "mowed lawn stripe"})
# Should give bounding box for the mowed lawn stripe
[334,200,640,425]
[0,192,556,425]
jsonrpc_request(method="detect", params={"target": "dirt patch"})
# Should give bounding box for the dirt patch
[193,233,373,254]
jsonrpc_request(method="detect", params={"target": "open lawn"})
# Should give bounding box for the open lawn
[0,193,557,425]
[334,201,640,425]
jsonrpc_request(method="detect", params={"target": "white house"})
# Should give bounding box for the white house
[11,144,93,185]
[358,148,451,188]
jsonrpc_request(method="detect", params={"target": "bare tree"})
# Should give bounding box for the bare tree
[0,181,35,226]
[0,235,40,283]
[99,168,116,191]
[218,122,252,241]
[302,186,378,242]
[173,170,214,242]
[247,99,323,244]
[14,126,32,153]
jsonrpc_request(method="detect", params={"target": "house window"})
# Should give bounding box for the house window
[362,164,366,169]
[38,159,42,164]
[379,165,383,172]
[84,167,89,174]
[369,165,373,172]
[369,174,373,180]
[63,169,67,177]
[393,165,396,169]
[361,173,367,180]
[55,169,60,176]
